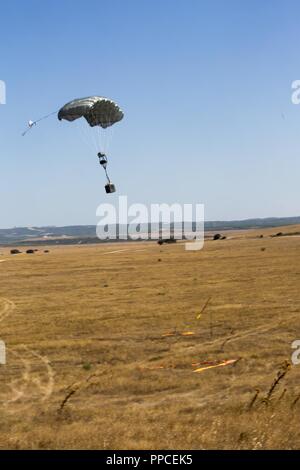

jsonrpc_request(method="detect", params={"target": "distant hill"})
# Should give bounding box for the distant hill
[203,216,300,230]
[1,216,300,246]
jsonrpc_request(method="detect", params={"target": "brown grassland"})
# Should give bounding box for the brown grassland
[0,225,300,449]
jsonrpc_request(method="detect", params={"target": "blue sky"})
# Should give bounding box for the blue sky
[1,0,300,228]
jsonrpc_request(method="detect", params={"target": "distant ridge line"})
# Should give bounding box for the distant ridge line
[1,215,300,246]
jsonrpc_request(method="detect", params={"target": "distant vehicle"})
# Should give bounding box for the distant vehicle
[10,249,21,255]
[213,234,222,240]
[157,238,177,245]
[26,249,35,254]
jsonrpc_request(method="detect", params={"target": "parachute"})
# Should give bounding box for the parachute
[57,96,124,128]
[58,96,124,192]
[23,96,124,193]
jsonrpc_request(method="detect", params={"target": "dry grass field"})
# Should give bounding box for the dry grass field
[0,226,300,449]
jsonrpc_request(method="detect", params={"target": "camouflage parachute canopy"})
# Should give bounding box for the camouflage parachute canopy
[58,96,124,129]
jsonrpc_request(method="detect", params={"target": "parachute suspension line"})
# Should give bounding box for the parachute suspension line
[97,126,104,153]
[97,115,106,154]
[90,125,100,153]
[98,127,106,153]
[85,123,99,153]
[92,109,101,153]
[96,119,105,154]
[75,120,97,153]
[21,110,58,136]
[93,107,116,155]
[107,127,115,154]
[105,107,114,153]
[105,109,115,153]
[102,108,110,154]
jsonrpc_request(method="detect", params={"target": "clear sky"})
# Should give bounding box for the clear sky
[1,0,300,228]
